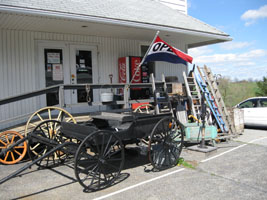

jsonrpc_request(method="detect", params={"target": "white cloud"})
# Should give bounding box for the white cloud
[220,41,252,50]
[194,49,267,65]
[190,48,267,80]
[188,46,213,57]
[241,5,267,26]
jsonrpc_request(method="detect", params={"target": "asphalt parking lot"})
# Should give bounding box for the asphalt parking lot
[1,128,267,200]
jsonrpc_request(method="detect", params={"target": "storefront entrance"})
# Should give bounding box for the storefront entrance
[38,42,98,109]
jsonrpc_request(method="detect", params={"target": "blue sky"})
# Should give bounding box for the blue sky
[187,0,267,81]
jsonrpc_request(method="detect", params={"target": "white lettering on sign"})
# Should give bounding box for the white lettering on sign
[149,42,174,55]
[119,62,126,83]
[132,59,141,83]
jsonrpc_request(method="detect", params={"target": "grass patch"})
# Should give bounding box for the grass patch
[177,158,197,169]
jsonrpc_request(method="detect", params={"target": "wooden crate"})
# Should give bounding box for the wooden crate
[168,83,184,95]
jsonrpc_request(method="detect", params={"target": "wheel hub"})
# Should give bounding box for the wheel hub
[99,158,106,164]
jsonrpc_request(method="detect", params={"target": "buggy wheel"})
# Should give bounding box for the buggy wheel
[74,130,124,192]
[25,106,76,135]
[148,116,184,170]
[28,120,66,168]
[134,104,154,114]
[0,131,27,164]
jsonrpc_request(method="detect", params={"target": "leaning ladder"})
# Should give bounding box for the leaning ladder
[202,65,236,134]
[195,71,228,134]
[151,73,173,115]
[183,71,201,117]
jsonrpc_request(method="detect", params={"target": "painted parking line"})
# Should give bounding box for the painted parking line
[94,136,267,200]
[201,136,267,163]
[93,168,185,200]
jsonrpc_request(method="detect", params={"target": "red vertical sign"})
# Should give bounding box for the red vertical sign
[118,57,127,83]
[130,57,142,84]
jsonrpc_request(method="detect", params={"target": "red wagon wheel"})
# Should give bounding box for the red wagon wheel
[133,104,155,114]
[0,131,27,165]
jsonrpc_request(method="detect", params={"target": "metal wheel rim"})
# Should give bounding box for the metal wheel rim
[74,130,125,191]
[148,117,184,170]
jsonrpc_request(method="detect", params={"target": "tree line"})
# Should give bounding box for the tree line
[218,76,267,107]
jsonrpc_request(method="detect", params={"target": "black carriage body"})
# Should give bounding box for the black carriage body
[61,112,172,144]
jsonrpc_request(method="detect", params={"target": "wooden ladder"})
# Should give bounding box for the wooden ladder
[183,71,201,117]
[201,65,236,134]
[151,73,173,115]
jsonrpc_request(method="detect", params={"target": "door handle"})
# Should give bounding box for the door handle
[71,74,75,94]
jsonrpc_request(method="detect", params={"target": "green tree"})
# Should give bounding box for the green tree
[256,76,267,96]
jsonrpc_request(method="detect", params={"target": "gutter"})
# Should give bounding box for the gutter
[0,5,232,41]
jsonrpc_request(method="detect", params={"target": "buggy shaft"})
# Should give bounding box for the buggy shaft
[0,142,74,185]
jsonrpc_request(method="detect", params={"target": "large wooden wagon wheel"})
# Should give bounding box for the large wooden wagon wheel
[0,131,27,165]
[28,120,67,168]
[133,104,154,114]
[74,130,125,192]
[148,116,184,171]
[25,106,77,136]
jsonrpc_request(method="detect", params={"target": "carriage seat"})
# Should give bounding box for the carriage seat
[61,121,98,141]
[91,112,134,129]
[92,112,134,123]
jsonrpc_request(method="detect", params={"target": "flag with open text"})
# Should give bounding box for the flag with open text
[143,36,193,65]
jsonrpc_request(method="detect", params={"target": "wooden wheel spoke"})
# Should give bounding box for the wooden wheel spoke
[4,151,10,161]
[31,143,40,150]
[100,134,106,155]
[104,140,119,157]
[66,118,72,122]
[105,161,120,170]
[14,149,22,156]
[29,123,37,130]
[40,127,48,136]
[10,152,15,161]
[103,135,112,156]
[5,135,10,144]
[0,139,7,146]
[14,145,26,149]
[87,165,99,184]
[56,111,63,121]
[48,109,52,120]
[106,158,123,162]
[10,135,16,144]
[36,113,44,122]
[171,132,180,140]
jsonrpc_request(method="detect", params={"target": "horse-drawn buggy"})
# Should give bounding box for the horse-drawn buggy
[0,105,184,191]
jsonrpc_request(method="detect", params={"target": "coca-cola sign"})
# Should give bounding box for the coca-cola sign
[118,57,126,83]
[131,57,141,83]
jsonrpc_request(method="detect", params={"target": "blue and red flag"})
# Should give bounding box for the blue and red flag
[143,36,193,65]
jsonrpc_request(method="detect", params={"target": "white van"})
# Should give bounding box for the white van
[235,97,267,127]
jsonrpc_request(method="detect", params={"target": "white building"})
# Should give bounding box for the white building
[0,0,231,129]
